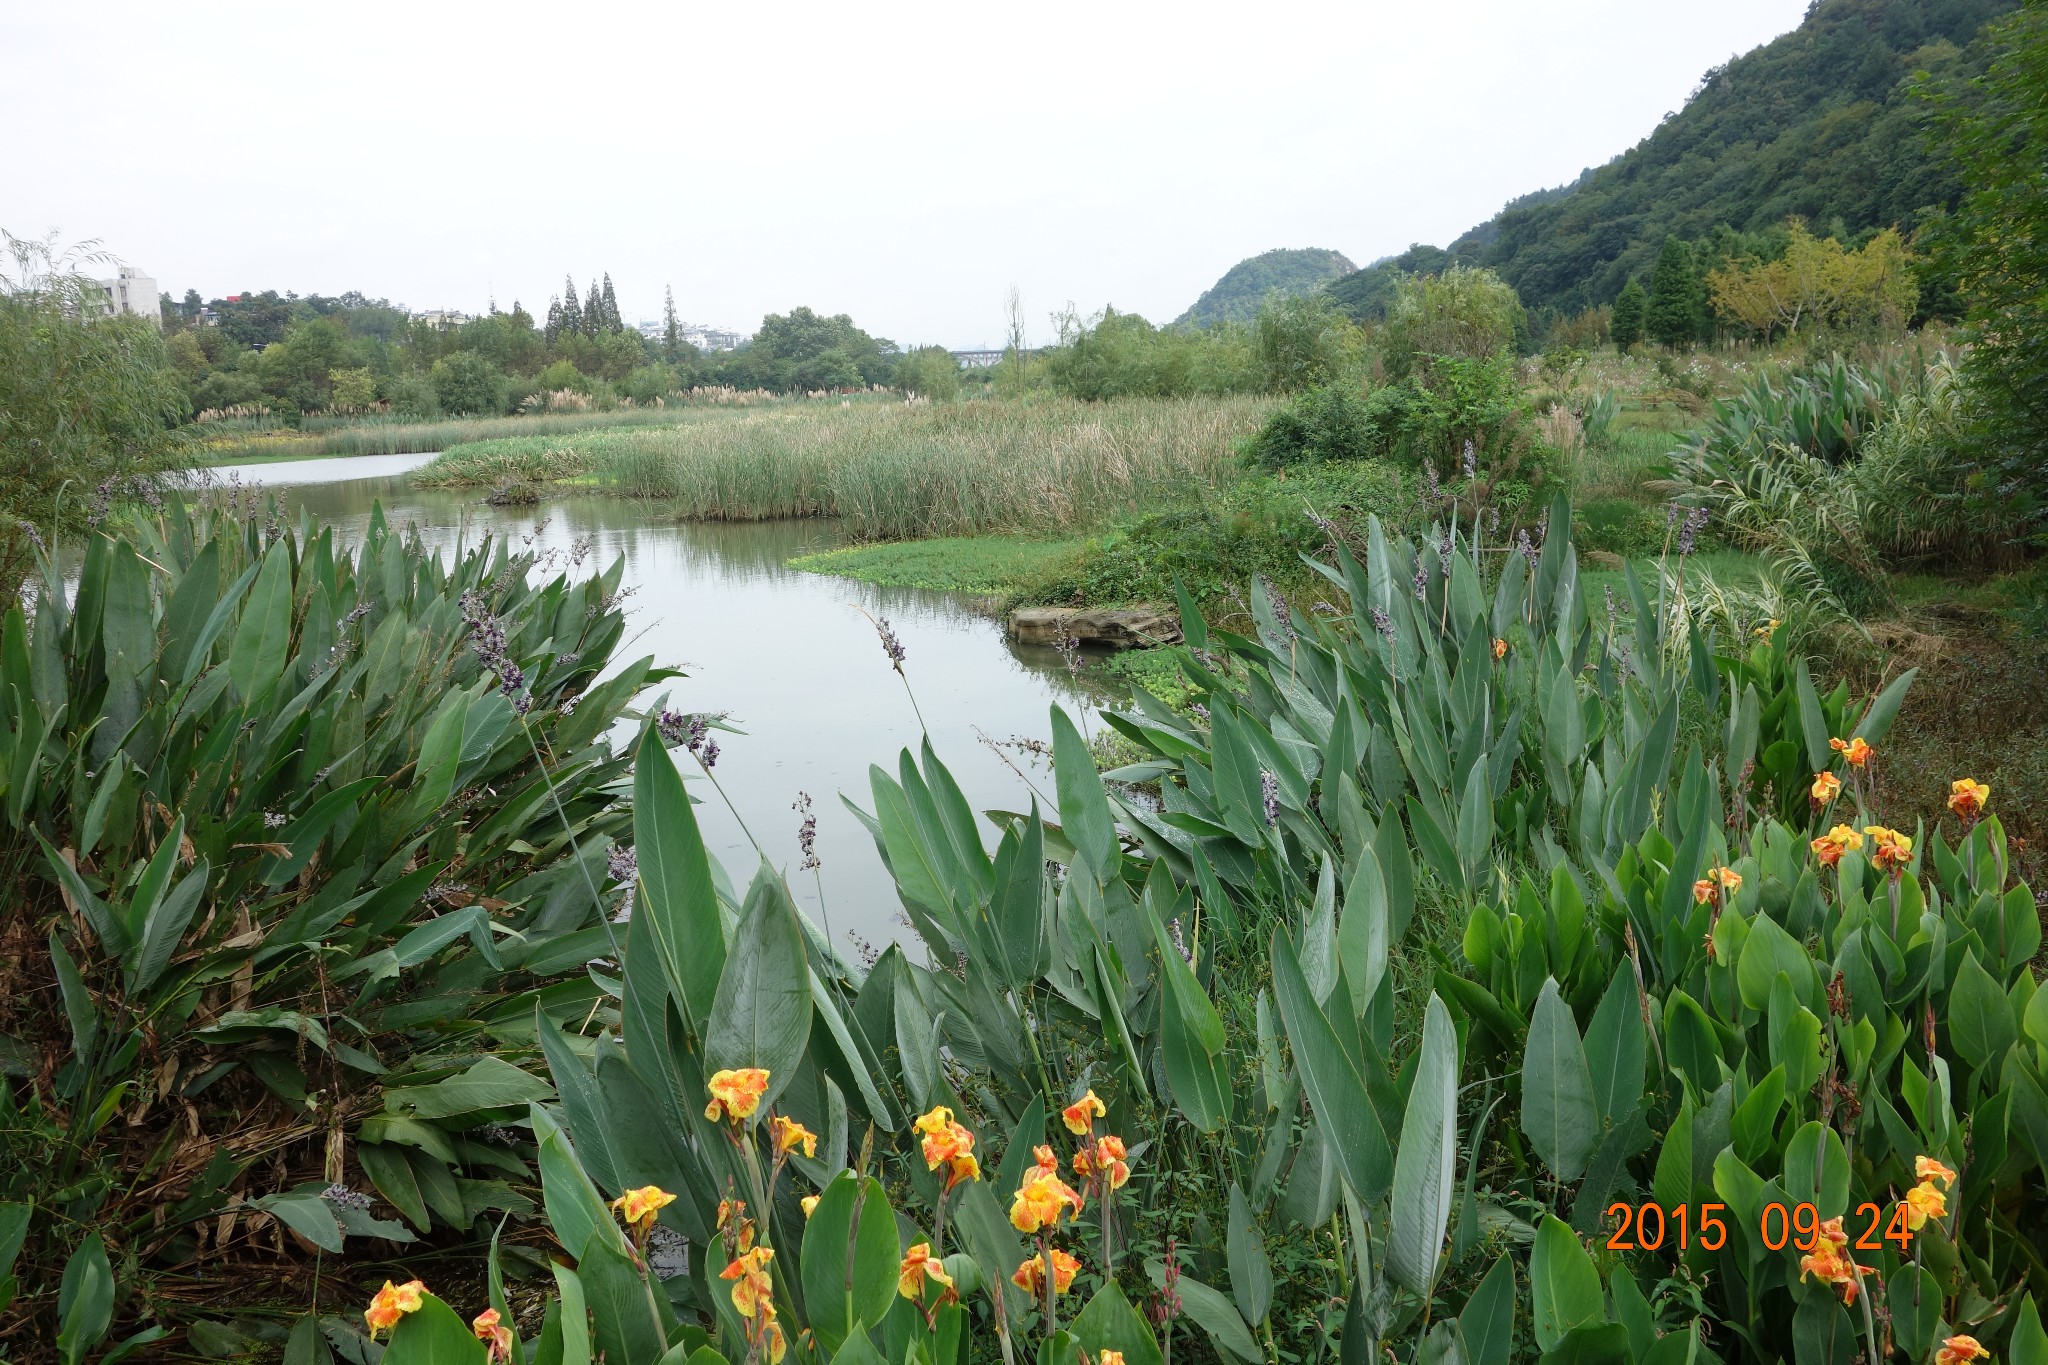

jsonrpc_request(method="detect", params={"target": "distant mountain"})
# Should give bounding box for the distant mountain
[1324,0,2020,322]
[1175,248,1358,327]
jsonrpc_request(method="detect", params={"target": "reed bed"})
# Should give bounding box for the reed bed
[415,396,1276,539]
[194,406,698,463]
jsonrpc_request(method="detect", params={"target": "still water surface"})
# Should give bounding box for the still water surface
[205,453,1104,955]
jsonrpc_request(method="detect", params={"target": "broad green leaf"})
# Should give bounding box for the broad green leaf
[379,1293,489,1364]
[57,1233,113,1365]
[1794,661,1831,772]
[130,861,209,992]
[532,1106,622,1265]
[251,1192,345,1253]
[1950,949,2016,1071]
[552,1262,593,1365]
[227,538,294,701]
[386,1056,555,1121]
[1736,912,1814,1013]
[1270,928,1393,1201]
[1459,1255,1516,1365]
[1528,1215,1604,1352]
[1582,964,1644,1127]
[1052,706,1118,881]
[579,1229,671,1365]
[1886,1264,1942,1361]
[2011,1295,2048,1365]
[705,865,814,1117]
[1522,979,1598,1183]
[1853,668,1917,746]
[1154,912,1231,1132]
[633,733,726,1027]
[1338,845,1389,1019]
[1456,756,1493,883]
[1069,1283,1163,1365]
[1226,1184,1272,1326]
[799,1173,899,1354]
[1142,1262,1258,1364]
[1387,994,1459,1296]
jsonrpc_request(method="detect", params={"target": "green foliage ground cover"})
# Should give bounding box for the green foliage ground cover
[787,536,1086,596]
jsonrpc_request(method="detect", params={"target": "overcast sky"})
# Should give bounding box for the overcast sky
[7,0,1809,347]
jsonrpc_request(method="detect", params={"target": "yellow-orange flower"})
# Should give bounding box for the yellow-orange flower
[1831,736,1874,768]
[1916,1155,1959,1188]
[1010,1170,1084,1233]
[943,1151,981,1191]
[1031,1144,1061,1177]
[1937,1337,1990,1365]
[364,1280,425,1338]
[800,1194,819,1219]
[717,1197,756,1252]
[1011,1247,1081,1297]
[1811,771,1842,804]
[1491,637,1507,661]
[1693,878,1716,904]
[610,1185,675,1237]
[914,1105,976,1177]
[898,1243,956,1301]
[705,1068,771,1122]
[1865,826,1913,874]
[1062,1090,1107,1135]
[1797,1220,1871,1306]
[1753,619,1782,639]
[771,1115,817,1160]
[761,1317,788,1365]
[1075,1134,1132,1190]
[721,1246,776,1318]
[1811,824,1864,868]
[472,1308,513,1362]
[1948,779,1990,822]
[1100,1353,1126,1365]
[1904,1180,1948,1230]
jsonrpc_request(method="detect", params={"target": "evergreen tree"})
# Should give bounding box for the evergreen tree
[1645,236,1705,347]
[600,274,621,333]
[1610,278,1647,348]
[584,279,604,337]
[663,285,681,361]
[560,276,583,338]
[544,296,562,343]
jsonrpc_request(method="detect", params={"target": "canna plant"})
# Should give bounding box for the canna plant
[0,497,667,1354]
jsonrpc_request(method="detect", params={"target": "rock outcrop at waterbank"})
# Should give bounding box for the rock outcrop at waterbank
[1007,606,1182,650]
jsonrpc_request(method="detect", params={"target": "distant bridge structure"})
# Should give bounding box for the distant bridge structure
[948,348,1038,369]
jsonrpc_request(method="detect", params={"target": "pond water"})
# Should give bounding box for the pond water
[202,454,1109,957]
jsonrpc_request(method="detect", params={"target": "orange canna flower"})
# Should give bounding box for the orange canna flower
[1916,1155,1959,1188]
[1811,824,1864,868]
[1031,1144,1061,1177]
[1904,1180,1948,1230]
[364,1280,426,1338]
[762,1316,788,1365]
[1011,1246,1081,1297]
[705,1068,771,1122]
[721,1246,776,1318]
[800,1194,820,1219]
[1491,637,1507,661]
[915,1105,976,1175]
[1948,779,1990,822]
[770,1115,817,1160]
[1076,1134,1132,1189]
[472,1308,514,1363]
[610,1185,676,1237]
[1798,1222,1873,1307]
[944,1151,981,1191]
[1753,619,1782,639]
[1811,771,1842,804]
[718,1197,756,1252]
[1937,1338,1990,1365]
[898,1243,956,1302]
[1865,826,1913,875]
[1062,1090,1107,1135]
[1010,1170,1085,1233]
[1718,866,1741,890]
[1100,1353,1127,1365]
[1830,736,1874,768]
[1693,878,1717,905]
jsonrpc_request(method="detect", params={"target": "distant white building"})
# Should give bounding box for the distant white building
[414,309,474,330]
[92,266,159,324]
[631,319,749,352]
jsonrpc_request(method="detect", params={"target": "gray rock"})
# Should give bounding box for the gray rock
[1007,605,1182,649]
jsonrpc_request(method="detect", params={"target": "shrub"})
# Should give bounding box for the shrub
[0,500,659,1352]
[1243,384,1381,469]
[894,345,963,401]
[1381,266,1526,382]
[430,350,511,416]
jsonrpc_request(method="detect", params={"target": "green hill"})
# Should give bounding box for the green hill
[1176,247,1357,327]
[1326,0,2019,322]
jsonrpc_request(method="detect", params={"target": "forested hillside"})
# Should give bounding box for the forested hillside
[1329,0,2019,321]
[1175,246,1356,326]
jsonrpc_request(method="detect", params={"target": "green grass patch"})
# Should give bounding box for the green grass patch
[788,536,1085,595]
[1100,648,1201,710]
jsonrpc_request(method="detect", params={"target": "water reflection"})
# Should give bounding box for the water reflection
[203,458,1114,955]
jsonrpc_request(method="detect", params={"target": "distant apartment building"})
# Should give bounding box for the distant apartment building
[91,266,159,324]
[632,319,749,352]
